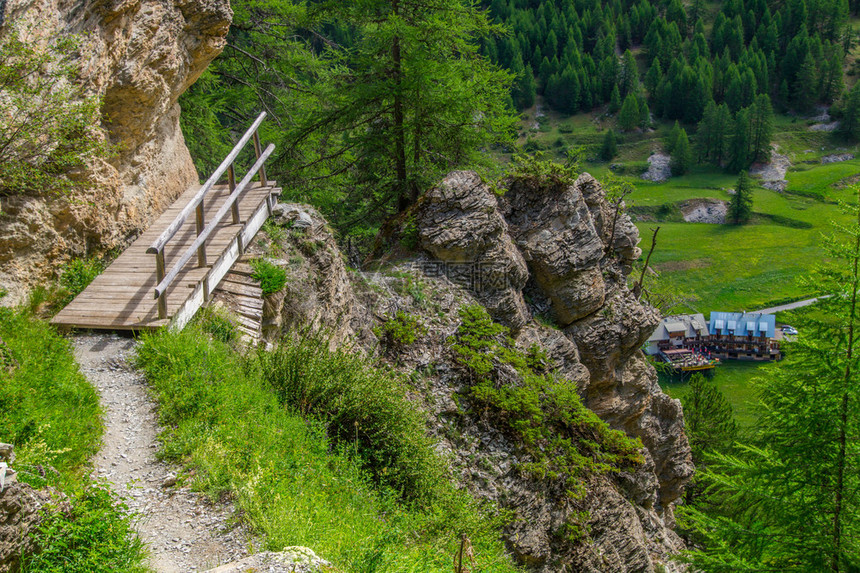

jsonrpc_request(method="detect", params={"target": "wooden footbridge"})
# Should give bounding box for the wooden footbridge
[52,113,281,332]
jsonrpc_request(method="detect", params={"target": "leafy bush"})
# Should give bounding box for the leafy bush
[373,311,427,350]
[250,258,287,295]
[506,151,581,188]
[0,25,109,197]
[450,305,644,501]
[258,333,443,501]
[196,305,238,344]
[22,483,147,573]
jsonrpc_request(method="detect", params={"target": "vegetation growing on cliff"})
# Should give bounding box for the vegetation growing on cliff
[0,26,109,197]
[451,304,643,538]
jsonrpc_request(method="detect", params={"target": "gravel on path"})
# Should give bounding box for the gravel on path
[74,334,254,572]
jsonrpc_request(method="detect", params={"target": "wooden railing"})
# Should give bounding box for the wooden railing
[147,112,273,319]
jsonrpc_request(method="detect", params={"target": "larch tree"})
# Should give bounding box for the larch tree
[749,94,774,163]
[727,170,753,224]
[670,128,693,175]
[618,92,640,131]
[601,128,617,160]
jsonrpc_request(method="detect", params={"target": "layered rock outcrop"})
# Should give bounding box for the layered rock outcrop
[417,171,530,329]
[257,170,693,572]
[0,0,230,302]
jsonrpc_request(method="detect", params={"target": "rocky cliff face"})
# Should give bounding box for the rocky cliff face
[256,170,693,572]
[0,0,230,302]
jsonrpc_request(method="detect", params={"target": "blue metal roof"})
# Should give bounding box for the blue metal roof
[708,312,776,338]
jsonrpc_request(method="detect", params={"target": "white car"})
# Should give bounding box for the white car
[781,325,798,335]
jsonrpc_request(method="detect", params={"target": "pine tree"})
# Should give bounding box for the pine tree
[728,170,753,224]
[749,94,774,163]
[609,84,622,113]
[729,107,753,171]
[695,100,717,161]
[681,192,860,571]
[671,128,693,175]
[618,93,640,131]
[681,374,739,505]
[666,120,681,153]
[793,52,819,112]
[645,59,663,95]
[601,128,618,160]
[619,49,639,96]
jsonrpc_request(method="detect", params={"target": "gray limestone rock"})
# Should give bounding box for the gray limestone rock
[416,171,530,329]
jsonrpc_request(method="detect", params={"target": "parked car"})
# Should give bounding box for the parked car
[781,325,798,335]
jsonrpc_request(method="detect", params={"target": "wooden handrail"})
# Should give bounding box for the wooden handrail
[153,144,275,301]
[147,111,267,256]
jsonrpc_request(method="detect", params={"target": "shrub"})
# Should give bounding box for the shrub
[373,311,427,350]
[450,304,643,500]
[196,305,238,344]
[0,25,110,197]
[250,258,287,295]
[258,333,444,501]
[22,482,148,573]
[58,257,104,303]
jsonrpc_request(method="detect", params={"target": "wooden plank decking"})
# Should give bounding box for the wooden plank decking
[52,181,280,331]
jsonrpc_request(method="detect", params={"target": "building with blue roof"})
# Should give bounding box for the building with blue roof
[645,311,781,363]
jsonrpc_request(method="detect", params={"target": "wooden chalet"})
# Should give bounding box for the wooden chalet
[645,311,781,364]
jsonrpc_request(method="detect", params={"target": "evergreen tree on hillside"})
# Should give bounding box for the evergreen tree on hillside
[681,195,860,571]
[728,170,753,224]
[666,120,681,154]
[841,81,860,140]
[601,129,618,160]
[729,107,753,171]
[749,94,774,163]
[793,52,819,112]
[671,128,693,175]
[609,85,622,114]
[618,93,640,131]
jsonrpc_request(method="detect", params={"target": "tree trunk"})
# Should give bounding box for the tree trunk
[392,0,409,211]
[831,197,860,572]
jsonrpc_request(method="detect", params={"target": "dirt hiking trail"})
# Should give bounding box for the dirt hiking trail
[74,333,253,572]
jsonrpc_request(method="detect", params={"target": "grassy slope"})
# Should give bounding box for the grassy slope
[136,324,519,573]
[0,308,148,573]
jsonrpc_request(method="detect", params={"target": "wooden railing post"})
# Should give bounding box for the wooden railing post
[228,164,240,224]
[195,201,207,267]
[155,249,167,319]
[252,131,269,187]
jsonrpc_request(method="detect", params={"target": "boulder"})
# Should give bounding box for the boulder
[0,481,70,573]
[204,547,331,573]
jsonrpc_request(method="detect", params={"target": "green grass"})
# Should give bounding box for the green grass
[0,308,102,482]
[136,324,520,573]
[627,167,855,311]
[660,361,766,428]
[0,308,148,572]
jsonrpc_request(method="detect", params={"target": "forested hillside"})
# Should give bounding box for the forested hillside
[484,0,857,170]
